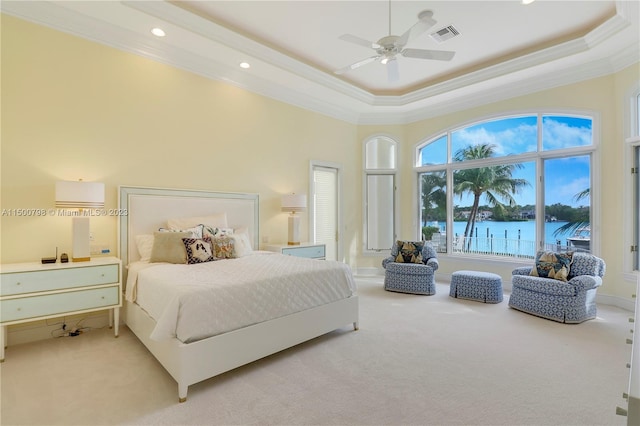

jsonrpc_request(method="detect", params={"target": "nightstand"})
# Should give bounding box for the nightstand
[0,256,122,361]
[264,243,326,260]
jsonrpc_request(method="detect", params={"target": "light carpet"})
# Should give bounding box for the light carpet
[0,277,632,425]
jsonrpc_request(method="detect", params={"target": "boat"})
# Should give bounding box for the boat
[567,227,590,251]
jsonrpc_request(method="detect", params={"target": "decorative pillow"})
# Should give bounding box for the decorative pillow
[212,236,236,259]
[182,237,215,264]
[167,213,228,231]
[158,225,203,239]
[201,226,234,239]
[394,240,424,264]
[530,251,573,282]
[230,232,253,257]
[135,234,154,262]
[150,231,191,264]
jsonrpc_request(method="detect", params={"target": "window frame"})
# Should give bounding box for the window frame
[625,85,640,273]
[363,134,398,254]
[414,110,598,260]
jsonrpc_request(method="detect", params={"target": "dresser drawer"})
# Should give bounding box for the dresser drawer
[281,245,325,259]
[1,264,118,296]
[1,286,119,323]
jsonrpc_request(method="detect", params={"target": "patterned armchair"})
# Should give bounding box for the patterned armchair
[509,252,606,323]
[382,241,439,295]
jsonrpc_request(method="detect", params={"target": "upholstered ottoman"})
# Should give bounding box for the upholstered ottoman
[450,270,503,303]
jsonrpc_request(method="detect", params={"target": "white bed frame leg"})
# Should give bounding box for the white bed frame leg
[178,384,188,403]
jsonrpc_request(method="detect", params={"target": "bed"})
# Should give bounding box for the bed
[118,186,359,402]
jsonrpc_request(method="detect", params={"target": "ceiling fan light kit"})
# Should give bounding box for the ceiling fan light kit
[335,4,456,82]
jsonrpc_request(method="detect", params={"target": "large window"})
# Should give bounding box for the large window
[416,113,595,259]
[631,90,640,270]
[364,136,397,252]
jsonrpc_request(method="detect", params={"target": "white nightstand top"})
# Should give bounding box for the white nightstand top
[1,256,121,273]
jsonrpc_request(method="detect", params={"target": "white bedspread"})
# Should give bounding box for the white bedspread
[126,253,356,343]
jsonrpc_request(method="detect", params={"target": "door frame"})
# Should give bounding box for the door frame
[309,161,343,262]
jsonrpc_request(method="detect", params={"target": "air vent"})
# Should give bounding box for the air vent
[429,25,460,43]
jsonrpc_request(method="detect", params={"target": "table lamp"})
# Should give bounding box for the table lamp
[55,180,105,262]
[281,193,307,245]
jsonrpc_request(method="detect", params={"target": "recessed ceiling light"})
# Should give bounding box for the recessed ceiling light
[151,28,166,37]
[522,0,535,4]
[239,62,251,69]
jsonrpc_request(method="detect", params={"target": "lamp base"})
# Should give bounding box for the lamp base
[72,217,91,262]
[287,214,301,246]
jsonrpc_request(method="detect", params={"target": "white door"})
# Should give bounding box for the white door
[311,164,340,261]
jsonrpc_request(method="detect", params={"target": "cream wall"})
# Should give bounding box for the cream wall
[2,15,639,303]
[1,16,360,267]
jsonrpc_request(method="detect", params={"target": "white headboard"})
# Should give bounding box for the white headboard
[118,186,259,268]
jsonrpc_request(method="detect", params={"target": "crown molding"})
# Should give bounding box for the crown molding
[2,0,638,126]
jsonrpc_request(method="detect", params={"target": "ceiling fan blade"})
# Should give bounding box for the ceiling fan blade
[397,14,437,46]
[387,58,399,83]
[401,48,455,61]
[334,55,381,75]
[338,34,381,50]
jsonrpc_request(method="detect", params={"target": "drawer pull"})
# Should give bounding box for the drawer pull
[627,338,633,345]
[16,282,21,286]
[616,406,628,416]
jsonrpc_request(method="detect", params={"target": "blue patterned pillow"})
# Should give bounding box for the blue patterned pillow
[182,237,215,264]
[530,251,573,281]
[395,240,424,264]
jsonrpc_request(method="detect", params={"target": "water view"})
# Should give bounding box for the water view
[428,220,584,258]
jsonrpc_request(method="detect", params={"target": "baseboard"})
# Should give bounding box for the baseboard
[355,267,384,277]
[597,293,635,312]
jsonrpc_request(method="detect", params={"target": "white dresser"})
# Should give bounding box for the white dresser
[264,243,326,260]
[0,257,122,361]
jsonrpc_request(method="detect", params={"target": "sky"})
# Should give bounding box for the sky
[419,115,592,208]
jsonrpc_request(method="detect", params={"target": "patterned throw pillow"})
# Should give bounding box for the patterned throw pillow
[394,240,424,264]
[158,225,204,239]
[212,236,236,259]
[182,237,215,264]
[530,251,573,281]
[201,225,234,239]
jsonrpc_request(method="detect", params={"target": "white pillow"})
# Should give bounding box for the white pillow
[167,213,228,230]
[158,225,204,239]
[230,232,253,257]
[135,234,155,262]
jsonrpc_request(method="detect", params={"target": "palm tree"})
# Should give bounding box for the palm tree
[552,188,590,238]
[421,171,446,227]
[453,144,530,247]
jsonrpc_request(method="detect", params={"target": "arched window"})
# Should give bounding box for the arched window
[364,136,397,252]
[415,113,595,259]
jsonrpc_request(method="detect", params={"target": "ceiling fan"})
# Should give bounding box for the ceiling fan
[334,4,455,82]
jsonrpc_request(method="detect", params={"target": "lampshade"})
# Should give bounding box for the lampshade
[55,181,105,209]
[281,194,307,213]
[55,180,104,262]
